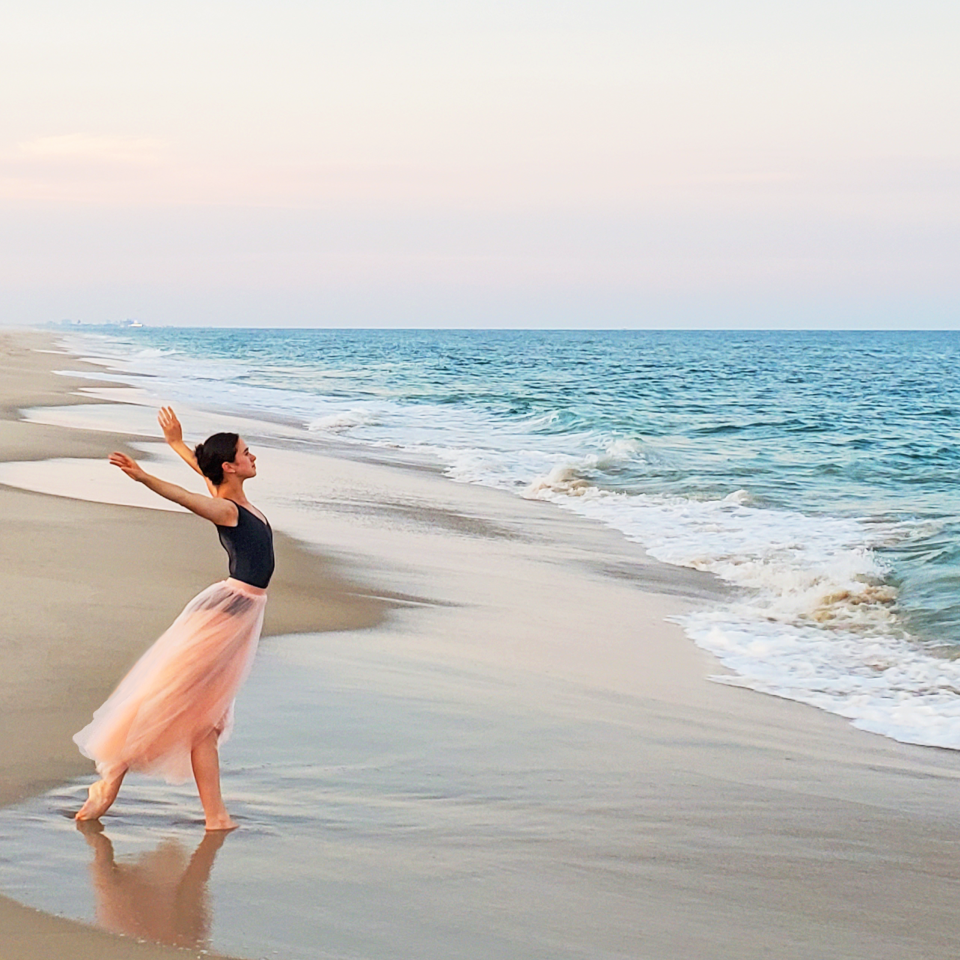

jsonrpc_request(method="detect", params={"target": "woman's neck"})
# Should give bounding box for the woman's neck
[216,478,248,503]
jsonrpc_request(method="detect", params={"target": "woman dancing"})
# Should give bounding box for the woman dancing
[74,409,274,831]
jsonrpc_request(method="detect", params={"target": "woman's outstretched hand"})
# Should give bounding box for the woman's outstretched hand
[109,452,147,482]
[158,407,183,445]
[158,406,210,487]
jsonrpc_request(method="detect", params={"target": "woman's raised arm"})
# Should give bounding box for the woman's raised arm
[158,407,217,495]
[109,452,237,526]
[158,407,202,474]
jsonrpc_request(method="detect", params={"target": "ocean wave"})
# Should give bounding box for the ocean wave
[307,409,381,434]
[127,347,179,359]
[684,612,960,749]
[520,439,647,498]
[526,478,960,746]
[525,464,596,497]
[538,487,895,616]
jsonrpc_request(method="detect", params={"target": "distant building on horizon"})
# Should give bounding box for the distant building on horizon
[44,318,146,328]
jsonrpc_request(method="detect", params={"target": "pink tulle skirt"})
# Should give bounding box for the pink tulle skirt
[74,578,267,784]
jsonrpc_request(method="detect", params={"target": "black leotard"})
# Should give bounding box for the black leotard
[216,502,275,589]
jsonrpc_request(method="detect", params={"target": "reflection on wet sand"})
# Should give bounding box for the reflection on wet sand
[77,821,227,949]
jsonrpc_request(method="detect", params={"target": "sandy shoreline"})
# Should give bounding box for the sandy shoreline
[5,330,960,958]
[0,331,389,959]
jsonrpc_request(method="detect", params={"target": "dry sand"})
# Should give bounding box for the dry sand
[4,330,960,959]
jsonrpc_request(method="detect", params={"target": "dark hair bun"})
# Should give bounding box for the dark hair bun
[194,433,239,486]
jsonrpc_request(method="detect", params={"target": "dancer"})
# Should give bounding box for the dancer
[74,411,274,831]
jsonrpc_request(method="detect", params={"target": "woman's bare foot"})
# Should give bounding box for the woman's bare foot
[75,776,123,821]
[204,816,239,832]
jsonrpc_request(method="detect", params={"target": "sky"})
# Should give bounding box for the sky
[1,0,958,328]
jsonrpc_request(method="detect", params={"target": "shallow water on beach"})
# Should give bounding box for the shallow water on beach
[0,631,711,960]
[38,327,960,750]
[10,621,960,960]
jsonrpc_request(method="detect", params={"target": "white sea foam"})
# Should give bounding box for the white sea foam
[307,408,382,434]
[524,463,595,497]
[520,480,960,745]
[527,484,895,622]
[600,436,644,463]
[684,613,960,748]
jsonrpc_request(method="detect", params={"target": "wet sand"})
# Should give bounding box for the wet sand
[4,330,960,959]
[0,331,386,960]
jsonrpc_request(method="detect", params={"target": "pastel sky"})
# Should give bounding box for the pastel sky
[2,0,958,328]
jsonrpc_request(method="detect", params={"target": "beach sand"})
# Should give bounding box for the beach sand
[0,332,387,959]
[4,330,960,959]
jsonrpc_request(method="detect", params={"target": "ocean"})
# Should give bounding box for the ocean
[57,326,960,750]
[4,325,960,960]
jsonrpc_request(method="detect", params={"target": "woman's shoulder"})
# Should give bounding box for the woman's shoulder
[234,501,270,527]
[213,498,241,528]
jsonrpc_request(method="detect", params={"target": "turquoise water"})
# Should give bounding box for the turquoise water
[65,328,960,746]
